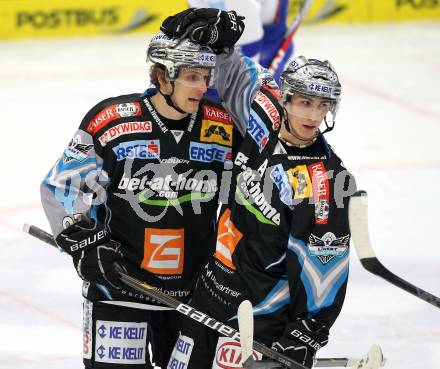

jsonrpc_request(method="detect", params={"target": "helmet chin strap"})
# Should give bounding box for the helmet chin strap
[159,82,187,115]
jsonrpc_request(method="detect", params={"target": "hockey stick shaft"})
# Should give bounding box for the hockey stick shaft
[268,0,313,73]
[24,223,382,368]
[23,223,304,369]
[349,190,440,309]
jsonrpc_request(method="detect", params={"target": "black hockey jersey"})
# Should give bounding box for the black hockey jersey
[41,89,240,302]
[192,50,357,352]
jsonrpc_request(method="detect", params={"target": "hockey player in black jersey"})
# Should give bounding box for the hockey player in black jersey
[40,29,244,369]
[162,9,357,369]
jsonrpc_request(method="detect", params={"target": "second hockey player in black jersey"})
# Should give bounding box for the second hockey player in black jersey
[40,32,242,369]
[162,8,357,369]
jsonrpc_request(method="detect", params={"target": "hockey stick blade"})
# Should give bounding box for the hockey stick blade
[238,300,254,363]
[314,344,384,369]
[24,223,384,368]
[349,190,440,309]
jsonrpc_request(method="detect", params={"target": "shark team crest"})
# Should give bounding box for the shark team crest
[308,232,350,265]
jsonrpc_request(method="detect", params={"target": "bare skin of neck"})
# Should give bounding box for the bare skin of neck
[150,91,188,120]
[278,115,316,147]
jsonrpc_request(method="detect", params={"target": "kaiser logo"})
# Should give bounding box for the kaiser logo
[308,162,330,224]
[203,105,232,124]
[86,102,142,135]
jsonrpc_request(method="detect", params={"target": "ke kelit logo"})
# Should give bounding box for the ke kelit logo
[287,165,313,200]
[248,110,269,152]
[168,335,194,369]
[307,83,333,96]
[270,164,294,208]
[308,232,350,265]
[112,140,159,161]
[189,142,232,163]
[63,136,93,164]
[255,91,280,130]
[213,338,262,369]
[94,320,147,364]
[214,209,243,270]
[202,105,232,124]
[98,121,152,146]
[86,102,142,135]
[307,162,330,224]
[201,119,233,147]
[141,228,184,275]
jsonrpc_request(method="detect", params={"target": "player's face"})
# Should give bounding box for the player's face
[285,94,332,140]
[173,68,211,113]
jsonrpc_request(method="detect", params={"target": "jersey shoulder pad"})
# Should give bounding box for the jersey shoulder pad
[80,93,143,135]
[252,86,283,131]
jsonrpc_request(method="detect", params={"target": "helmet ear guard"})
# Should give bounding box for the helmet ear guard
[280,56,341,134]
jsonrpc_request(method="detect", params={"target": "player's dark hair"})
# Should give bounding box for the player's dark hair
[149,63,166,87]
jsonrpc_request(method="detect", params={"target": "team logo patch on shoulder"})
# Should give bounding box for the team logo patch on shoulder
[112,140,159,161]
[200,119,233,147]
[63,136,93,164]
[189,142,232,163]
[255,91,280,130]
[308,232,350,265]
[86,102,142,135]
[202,105,232,125]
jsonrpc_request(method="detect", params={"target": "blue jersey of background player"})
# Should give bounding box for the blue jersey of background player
[188,0,292,99]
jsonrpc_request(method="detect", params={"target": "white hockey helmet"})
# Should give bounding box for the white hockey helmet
[280,56,341,132]
[146,32,217,87]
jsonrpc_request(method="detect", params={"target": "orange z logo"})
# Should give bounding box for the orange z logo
[215,209,242,270]
[141,228,184,275]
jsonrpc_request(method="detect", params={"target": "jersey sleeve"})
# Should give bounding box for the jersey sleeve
[40,104,110,239]
[280,171,354,360]
[215,49,279,136]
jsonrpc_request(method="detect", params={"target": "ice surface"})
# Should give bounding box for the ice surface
[1,22,439,368]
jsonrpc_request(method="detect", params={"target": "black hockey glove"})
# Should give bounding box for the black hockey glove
[55,220,125,290]
[161,8,245,53]
[271,319,329,369]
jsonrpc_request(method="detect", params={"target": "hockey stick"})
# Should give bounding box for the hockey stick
[24,223,385,368]
[238,300,255,363]
[349,190,440,309]
[237,299,384,369]
[268,0,314,74]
